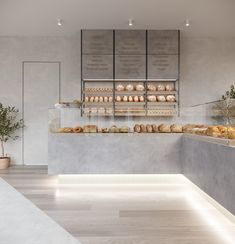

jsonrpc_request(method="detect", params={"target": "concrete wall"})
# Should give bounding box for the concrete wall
[1,34,235,164]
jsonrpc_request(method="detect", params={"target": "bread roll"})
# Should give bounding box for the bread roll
[104,96,108,103]
[90,96,94,102]
[136,84,145,91]
[147,84,157,91]
[139,96,144,102]
[73,126,83,133]
[128,96,133,102]
[134,124,141,133]
[166,84,174,91]
[159,124,171,133]
[94,96,99,102]
[157,84,165,91]
[119,126,130,133]
[134,96,139,102]
[108,96,113,102]
[152,124,159,133]
[109,125,119,133]
[126,84,134,91]
[146,124,153,133]
[123,96,128,102]
[116,84,124,91]
[116,96,122,102]
[84,96,89,102]
[157,95,166,102]
[147,95,157,102]
[140,124,147,133]
[228,127,235,139]
[58,127,73,133]
[166,95,176,102]
[170,124,183,133]
[99,96,104,102]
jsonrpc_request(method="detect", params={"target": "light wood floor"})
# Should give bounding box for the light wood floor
[1,166,235,244]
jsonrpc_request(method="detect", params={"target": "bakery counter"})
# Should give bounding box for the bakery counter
[48,133,182,174]
[182,134,235,215]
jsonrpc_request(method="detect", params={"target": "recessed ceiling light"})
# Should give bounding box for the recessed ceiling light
[57,19,63,26]
[128,19,133,26]
[185,19,190,27]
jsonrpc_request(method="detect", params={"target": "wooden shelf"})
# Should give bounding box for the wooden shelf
[115,91,145,95]
[147,91,177,95]
[147,102,177,106]
[83,102,113,106]
[83,91,113,95]
[115,102,145,106]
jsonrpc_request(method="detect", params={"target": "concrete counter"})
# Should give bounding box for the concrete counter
[48,133,182,174]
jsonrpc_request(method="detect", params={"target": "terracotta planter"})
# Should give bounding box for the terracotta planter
[0,157,10,169]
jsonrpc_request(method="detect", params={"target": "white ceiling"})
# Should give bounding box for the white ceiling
[1,0,235,36]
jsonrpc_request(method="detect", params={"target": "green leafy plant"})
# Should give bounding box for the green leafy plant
[0,103,24,158]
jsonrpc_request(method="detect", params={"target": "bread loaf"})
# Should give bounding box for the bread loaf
[58,127,73,133]
[83,125,97,133]
[157,84,165,91]
[139,96,144,102]
[166,95,176,102]
[123,96,128,102]
[134,124,141,133]
[140,124,147,133]
[157,95,166,102]
[109,125,119,133]
[134,96,139,102]
[147,84,156,91]
[152,124,159,133]
[116,84,124,91]
[159,124,171,133]
[147,95,157,102]
[126,84,134,91]
[170,124,183,133]
[146,124,153,133]
[166,84,174,91]
[136,84,145,91]
[116,96,122,102]
[128,96,133,102]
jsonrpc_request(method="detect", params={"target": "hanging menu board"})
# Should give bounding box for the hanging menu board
[115,30,146,79]
[82,30,113,79]
[147,30,179,79]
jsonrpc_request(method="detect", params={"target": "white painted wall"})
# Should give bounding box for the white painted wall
[0,34,235,165]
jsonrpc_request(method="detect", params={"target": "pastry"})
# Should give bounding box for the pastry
[136,84,145,91]
[134,124,141,133]
[73,126,83,133]
[228,127,235,139]
[109,125,119,133]
[140,124,147,133]
[157,95,166,102]
[147,84,157,91]
[99,96,104,103]
[147,95,157,102]
[139,96,144,102]
[94,96,99,102]
[166,84,174,91]
[83,125,97,133]
[146,124,153,133]
[119,126,130,133]
[58,127,73,133]
[166,95,176,102]
[158,124,171,133]
[116,84,125,91]
[116,96,122,102]
[126,84,134,91]
[128,96,133,102]
[123,96,128,102]
[134,96,139,102]
[108,96,113,102]
[152,124,159,133]
[170,124,183,133]
[104,96,108,103]
[157,84,165,91]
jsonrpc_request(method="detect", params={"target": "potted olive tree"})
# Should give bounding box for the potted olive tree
[0,103,24,169]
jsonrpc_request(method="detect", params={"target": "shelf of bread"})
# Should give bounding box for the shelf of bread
[115,91,145,95]
[147,91,177,95]
[83,102,113,107]
[147,102,177,106]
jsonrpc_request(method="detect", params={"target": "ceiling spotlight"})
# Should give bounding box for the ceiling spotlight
[128,19,133,26]
[57,19,63,26]
[185,19,190,27]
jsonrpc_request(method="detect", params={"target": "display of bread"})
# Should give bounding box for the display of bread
[84,88,113,92]
[116,95,145,102]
